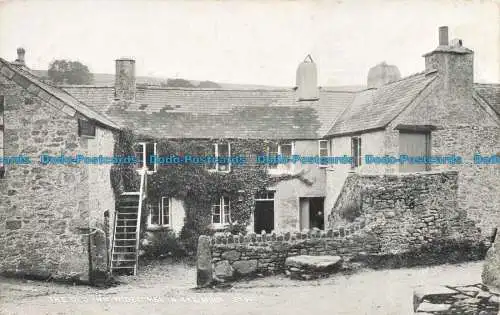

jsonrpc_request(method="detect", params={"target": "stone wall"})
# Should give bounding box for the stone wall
[328,171,482,253]
[0,68,116,282]
[199,222,377,283]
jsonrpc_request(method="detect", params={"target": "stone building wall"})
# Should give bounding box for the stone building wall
[391,76,500,236]
[271,140,326,232]
[0,69,116,281]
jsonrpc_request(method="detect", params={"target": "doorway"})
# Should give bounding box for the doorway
[299,197,325,230]
[254,190,275,233]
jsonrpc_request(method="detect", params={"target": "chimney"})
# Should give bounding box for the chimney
[367,61,401,88]
[423,26,474,109]
[296,55,319,101]
[114,58,136,101]
[15,47,25,65]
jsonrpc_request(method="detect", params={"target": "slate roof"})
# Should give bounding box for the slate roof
[61,85,357,139]
[59,70,497,140]
[474,83,500,116]
[0,58,119,129]
[325,71,438,136]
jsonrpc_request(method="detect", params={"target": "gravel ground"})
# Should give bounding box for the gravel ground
[0,260,484,315]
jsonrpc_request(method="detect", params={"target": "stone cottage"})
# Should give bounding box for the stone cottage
[0,50,119,282]
[0,26,498,279]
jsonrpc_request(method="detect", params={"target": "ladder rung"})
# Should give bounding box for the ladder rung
[114,245,136,248]
[115,232,136,234]
[114,238,136,241]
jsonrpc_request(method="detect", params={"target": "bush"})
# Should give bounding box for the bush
[142,230,187,259]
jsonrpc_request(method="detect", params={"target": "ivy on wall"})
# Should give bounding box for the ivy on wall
[110,129,313,252]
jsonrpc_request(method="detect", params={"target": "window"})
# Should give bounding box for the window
[78,118,96,138]
[255,190,275,201]
[212,196,231,225]
[134,142,157,172]
[207,142,231,172]
[318,140,329,167]
[351,137,362,168]
[149,197,170,227]
[0,96,4,178]
[267,142,294,173]
[399,131,431,173]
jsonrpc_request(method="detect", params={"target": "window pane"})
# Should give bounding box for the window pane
[281,143,292,157]
[351,138,361,168]
[206,144,216,170]
[150,203,160,225]
[212,203,221,224]
[280,143,293,171]
[134,144,144,168]
[162,197,170,225]
[212,215,221,224]
[319,140,328,150]
[218,143,230,171]
[268,143,279,169]
[222,197,230,223]
[145,143,155,171]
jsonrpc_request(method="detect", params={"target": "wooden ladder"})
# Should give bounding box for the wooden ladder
[110,172,146,276]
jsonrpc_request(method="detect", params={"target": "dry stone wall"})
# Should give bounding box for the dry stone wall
[328,171,483,253]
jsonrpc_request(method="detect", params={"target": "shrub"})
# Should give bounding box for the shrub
[142,230,187,258]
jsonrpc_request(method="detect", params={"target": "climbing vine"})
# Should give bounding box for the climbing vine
[110,129,313,252]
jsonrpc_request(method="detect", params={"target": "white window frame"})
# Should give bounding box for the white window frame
[211,196,231,226]
[318,140,329,167]
[267,141,295,175]
[208,142,231,173]
[148,197,171,227]
[135,142,157,173]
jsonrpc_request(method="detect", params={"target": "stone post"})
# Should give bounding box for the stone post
[196,235,213,287]
[482,228,500,292]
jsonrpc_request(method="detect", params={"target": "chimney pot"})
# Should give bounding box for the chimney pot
[439,26,449,46]
[450,38,463,47]
[15,47,26,65]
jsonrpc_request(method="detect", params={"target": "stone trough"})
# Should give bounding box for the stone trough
[285,255,343,280]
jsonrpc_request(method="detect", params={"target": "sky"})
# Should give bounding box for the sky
[0,0,499,86]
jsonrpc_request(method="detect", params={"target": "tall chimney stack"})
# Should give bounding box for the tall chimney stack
[114,58,136,101]
[296,55,319,101]
[438,26,449,46]
[423,26,474,115]
[15,47,25,65]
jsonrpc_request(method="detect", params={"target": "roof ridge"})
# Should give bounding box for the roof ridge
[0,58,120,129]
[370,69,437,89]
